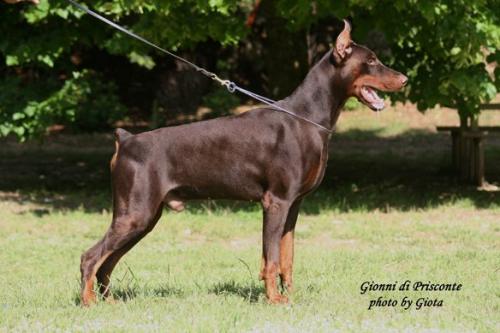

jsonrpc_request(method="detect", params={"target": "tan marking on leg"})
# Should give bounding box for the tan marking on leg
[259,254,265,280]
[279,230,294,292]
[263,262,288,304]
[97,246,130,300]
[81,251,113,307]
[97,260,116,300]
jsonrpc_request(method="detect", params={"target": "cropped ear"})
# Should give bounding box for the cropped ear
[334,19,352,60]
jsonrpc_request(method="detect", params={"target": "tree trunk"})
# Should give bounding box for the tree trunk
[259,1,308,98]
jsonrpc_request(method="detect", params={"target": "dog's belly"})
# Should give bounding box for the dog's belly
[169,182,263,201]
[164,178,262,212]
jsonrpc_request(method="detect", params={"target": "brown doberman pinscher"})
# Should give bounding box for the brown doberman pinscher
[80,20,407,305]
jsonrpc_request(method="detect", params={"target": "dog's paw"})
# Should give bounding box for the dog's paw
[81,291,97,307]
[267,294,289,305]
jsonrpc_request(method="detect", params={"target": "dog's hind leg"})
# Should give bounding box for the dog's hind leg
[80,154,166,306]
[95,207,163,301]
[80,205,162,306]
[79,238,109,306]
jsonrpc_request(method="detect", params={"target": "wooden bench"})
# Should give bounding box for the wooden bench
[437,125,500,187]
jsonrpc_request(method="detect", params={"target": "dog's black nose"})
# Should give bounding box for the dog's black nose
[400,75,408,86]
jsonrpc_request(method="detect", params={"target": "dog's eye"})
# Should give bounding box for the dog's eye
[367,58,377,65]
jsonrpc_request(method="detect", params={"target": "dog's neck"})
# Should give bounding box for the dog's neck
[279,51,349,132]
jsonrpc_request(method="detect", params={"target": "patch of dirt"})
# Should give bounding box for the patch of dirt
[299,233,359,249]
[223,235,260,250]
[0,191,50,214]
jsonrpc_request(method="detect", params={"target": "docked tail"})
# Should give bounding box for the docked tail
[115,128,133,143]
[111,128,132,171]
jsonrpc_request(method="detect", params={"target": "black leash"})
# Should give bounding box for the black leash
[66,0,333,133]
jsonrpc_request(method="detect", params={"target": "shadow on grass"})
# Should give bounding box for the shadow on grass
[209,280,265,303]
[72,281,263,305]
[72,284,185,306]
[111,284,185,302]
[1,128,499,214]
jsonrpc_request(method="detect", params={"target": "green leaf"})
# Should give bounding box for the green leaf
[6,55,19,66]
[483,82,497,101]
[128,51,156,69]
[36,55,54,67]
[450,47,461,56]
[12,112,25,121]
[55,8,69,19]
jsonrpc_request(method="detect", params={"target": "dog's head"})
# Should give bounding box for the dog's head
[332,20,407,111]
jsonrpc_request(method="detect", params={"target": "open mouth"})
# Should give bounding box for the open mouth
[360,86,385,111]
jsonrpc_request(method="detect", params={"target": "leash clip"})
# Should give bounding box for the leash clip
[224,81,236,93]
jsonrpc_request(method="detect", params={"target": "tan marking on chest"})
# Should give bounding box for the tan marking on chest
[303,162,321,189]
[302,149,327,192]
[110,141,119,171]
[303,160,326,191]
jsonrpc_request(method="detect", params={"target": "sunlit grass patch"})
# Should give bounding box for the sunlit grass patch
[1,107,499,331]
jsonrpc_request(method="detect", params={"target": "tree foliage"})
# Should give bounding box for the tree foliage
[275,0,499,120]
[0,0,498,140]
[0,0,250,139]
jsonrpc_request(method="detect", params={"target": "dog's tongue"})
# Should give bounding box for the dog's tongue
[361,87,385,110]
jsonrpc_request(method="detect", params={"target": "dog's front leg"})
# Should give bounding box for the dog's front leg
[261,191,291,304]
[279,199,302,294]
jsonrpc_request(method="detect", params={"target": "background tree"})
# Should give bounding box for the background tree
[0,0,498,140]
[0,0,250,139]
[274,0,499,126]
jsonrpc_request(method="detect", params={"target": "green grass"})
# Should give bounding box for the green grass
[1,201,498,332]
[1,108,499,332]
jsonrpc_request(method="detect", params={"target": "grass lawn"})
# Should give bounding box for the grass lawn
[0,105,499,332]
